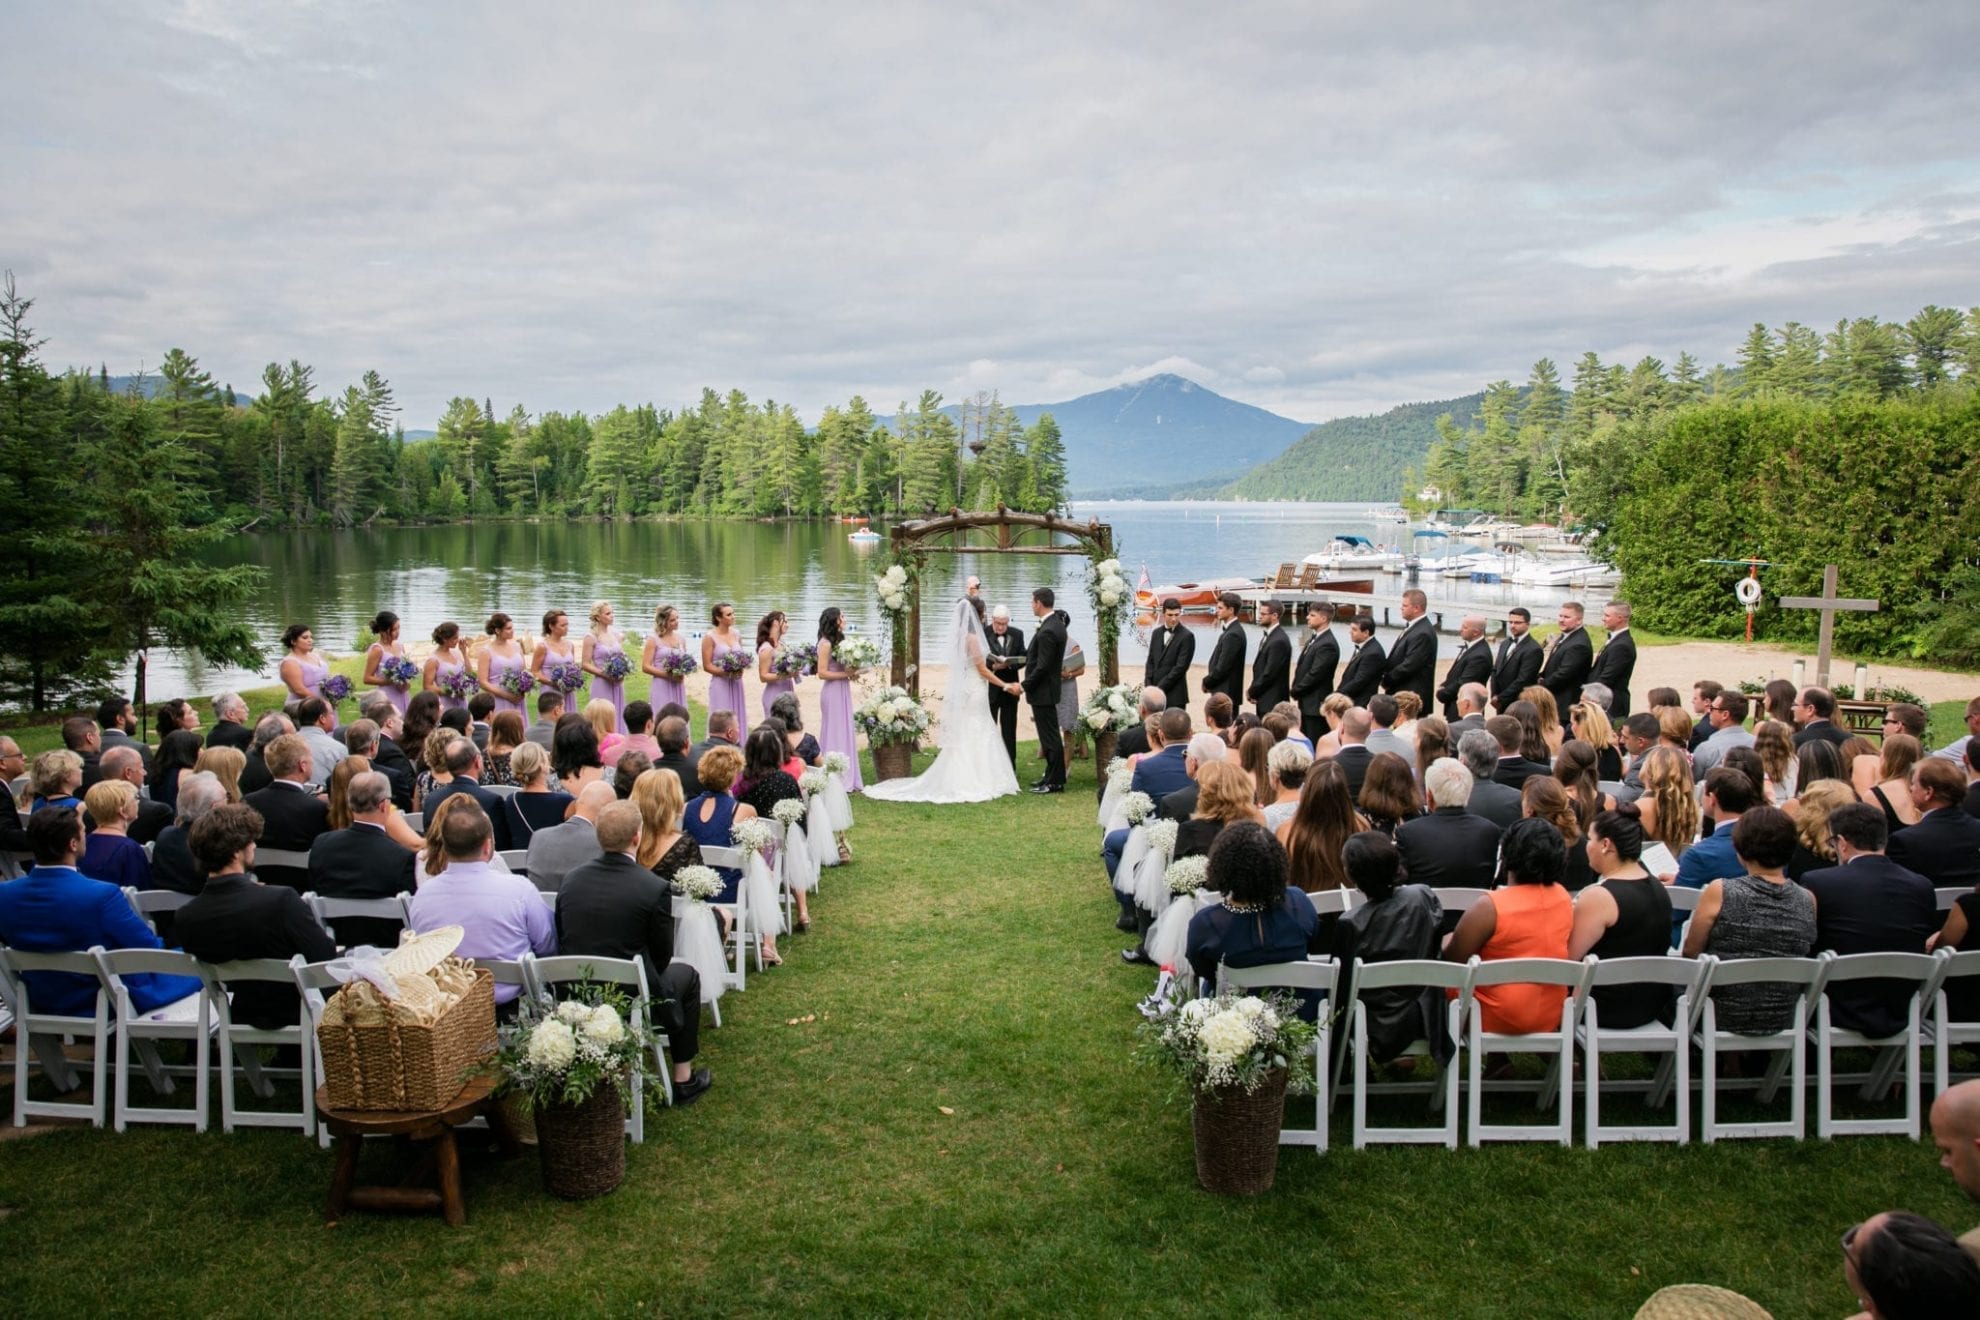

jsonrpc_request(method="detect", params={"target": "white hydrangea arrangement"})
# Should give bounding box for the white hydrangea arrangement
[833,636,881,675]
[495,982,655,1110]
[1143,818,1179,858]
[1090,557,1128,609]
[874,563,911,618]
[1120,791,1155,825]
[671,864,723,901]
[732,817,777,856]
[854,685,931,748]
[771,798,808,827]
[1163,853,1208,895]
[798,767,829,797]
[1081,683,1139,732]
[1139,991,1317,1097]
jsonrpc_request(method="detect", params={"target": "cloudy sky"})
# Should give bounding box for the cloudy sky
[7,1,1978,428]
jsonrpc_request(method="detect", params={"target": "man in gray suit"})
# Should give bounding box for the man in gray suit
[1458,730,1523,829]
[523,781,615,891]
[526,690,565,751]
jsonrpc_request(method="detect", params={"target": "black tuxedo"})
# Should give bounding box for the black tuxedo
[1493,756,1554,791]
[1489,633,1543,712]
[1799,855,1939,1037]
[1382,617,1437,710]
[1202,623,1246,711]
[1395,807,1503,890]
[1338,639,1386,707]
[173,873,337,1029]
[1023,610,1069,787]
[556,851,702,1064]
[1331,745,1374,800]
[370,735,417,811]
[1436,637,1494,722]
[1289,627,1341,743]
[1144,623,1195,713]
[1539,626,1594,709]
[1247,624,1292,715]
[424,777,515,851]
[308,823,418,948]
[207,719,253,753]
[1887,806,1980,888]
[1586,628,1637,717]
[985,623,1026,767]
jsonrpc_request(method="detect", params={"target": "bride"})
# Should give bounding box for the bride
[863,597,1020,804]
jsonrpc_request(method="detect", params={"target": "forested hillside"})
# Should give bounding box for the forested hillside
[1219,394,1485,502]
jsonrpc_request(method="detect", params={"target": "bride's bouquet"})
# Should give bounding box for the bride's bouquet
[854,686,931,747]
[1081,684,1139,732]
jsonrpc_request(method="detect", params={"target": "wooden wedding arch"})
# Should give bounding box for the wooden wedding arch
[887,506,1120,698]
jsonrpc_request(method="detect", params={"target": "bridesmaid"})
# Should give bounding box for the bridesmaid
[361,610,413,717]
[755,609,797,719]
[424,621,470,713]
[640,603,689,712]
[478,611,529,718]
[582,600,627,733]
[701,602,749,738]
[531,609,579,696]
[814,606,863,791]
[277,623,337,728]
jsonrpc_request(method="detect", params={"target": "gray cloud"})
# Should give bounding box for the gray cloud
[5,1,1978,430]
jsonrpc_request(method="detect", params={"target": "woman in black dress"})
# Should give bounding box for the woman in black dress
[1568,804,1676,1027]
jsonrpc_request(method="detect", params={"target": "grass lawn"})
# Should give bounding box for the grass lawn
[0,740,1969,1318]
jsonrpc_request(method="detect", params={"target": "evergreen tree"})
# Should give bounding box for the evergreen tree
[1772,322,1824,397]
[153,348,226,484]
[1735,323,1775,396]
[584,405,644,515]
[1670,352,1705,405]
[1905,305,1965,386]
[1021,413,1067,511]
[1565,351,1612,442]
[436,397,489,509]
[327,385,375,526]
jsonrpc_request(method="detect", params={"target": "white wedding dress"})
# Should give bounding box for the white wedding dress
[862,599,1020,804]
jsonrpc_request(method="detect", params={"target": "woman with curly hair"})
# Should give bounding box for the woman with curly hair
[1518,685,1565,757]
[1752,719,1796,805]
[1634,745,1699,862]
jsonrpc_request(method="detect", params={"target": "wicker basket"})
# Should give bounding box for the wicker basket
[317,969,498,1112]
[536,1080,626,1199]
[871,741,915,781]
[1190,1067,1289,1195]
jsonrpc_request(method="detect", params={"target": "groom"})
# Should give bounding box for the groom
[1024,587,1069,794]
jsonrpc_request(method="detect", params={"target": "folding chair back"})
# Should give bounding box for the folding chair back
[523,953,668,1134]
[121,886,195,936]
[1309,889,1355,918]
[1217,958,1339,1152]
[1346,958,1468,1149]
[699,846,752,991]
[1814,951,1943,1139]
[1938,887,1970,912]
[198,955,315,1137]
[1933,949,1980,1095]
[1463,957,1591,1146]
[401,812,424,833]
[0,946,108,1127]
[252,847,313,892]
[482,783,520,800]
[94,947,210,1132]
[304,892,412,949]
[1577,955,1703,1146]
[1690,954,1824,1142]
[1432,888,1490,915]
[497,850,529,874]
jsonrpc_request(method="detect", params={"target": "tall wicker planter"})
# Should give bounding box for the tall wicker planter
[1191,1068,1288,1195]
[535,1082,626,1200]
[871,742,915,781]
[1092,729,1118,800]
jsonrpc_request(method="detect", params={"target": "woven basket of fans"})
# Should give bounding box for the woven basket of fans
[316,927,499,1112]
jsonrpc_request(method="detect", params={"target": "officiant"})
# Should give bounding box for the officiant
[985,604,1026,767]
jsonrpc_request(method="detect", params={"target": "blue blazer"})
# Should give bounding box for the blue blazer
[0,866,200,1016]
[1130,745,1193,815]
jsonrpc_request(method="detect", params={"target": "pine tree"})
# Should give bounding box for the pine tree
[436,397,488,509]
[327,385,375,526]
[1735,323,1775,395]
[1022,413,1067,511]
[1669,352,1705,405]
[584,406,644,515]
[1905,305,1965,386]
[1565,351,1612,442]
[1773,322,1824,397]
[153,348,226,484]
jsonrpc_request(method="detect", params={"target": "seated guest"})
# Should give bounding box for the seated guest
[1751,718,1796,805]
[652,716,696,785]
[467,692,496,750]
[1793,737,1850,799]
[734,726,804,945]
[1843,1212,1980,1315]
[1330,708,1376,798]
[1412,715,1451,791]
[1799,802,1937,1038]
[1522,776,1595,892]
[1279,759,1366,894]
[1201,692,1237,749]
[1656,705,1694,755]
[78,780,151,890]
[1888,759,1980,888]
[1443,817,1573,1034]
[96,697,151,773]
[632,768,702,882]
[340,719,406,812]
[482,711,527,787]
[294,697,347,777]
[0,807,199,1017]
[148,771,227,897]
[1331,830,1443,1060]
[150,729,204,816]
[63,716,104,792]
[1785,780,1855,880]
[504,742,575,846]
[1968,738,1980,818]
[768,694,820,772]
[525,689,564,751]
[1680,806,1817,1033]
[1487,715,1551,791]
[238,712,293,795]
[309,770,420,948]
[1356,751,1422,837]
[1861,733,1925,831]
[413,726,457,810]
[0,737,25,865]
[1568,701,1624,781]
[553,712,607,797]
[1792,685,1850,747]
[1236,727,1276,810]
[173,804,336,1028]
[1720,745,1768,813]
[1114,688,1166,759]
[555,800,713,1104]
[1636,745,1700,866]
[241,733,330,866]
[1184,822,1319,1009]
[1390,691,1423,749]
[1568,805,1675,1027]
[1690,689,1755,776]
[525,780,617,892]
[1261,740,1311,832]
[613,749,652,800]
[581,699,618,759]
[1159,732,1230,826]
[1309,692,1353,758]
[1363,694,1410,761]
[155,696,199,740]
[191,745,247,805]
[1172,760,1261,867]
[97,745,174,844]
[683,745,753,933]
[1395,758,1502,891]
[686,709,740,776]
[422,738,515,851]
[1458,729,1523,829]
[1612,712,1662,804]
[600,700,658,764]
[26,748,84,814]
[207,692,253,752]
[405,800,554,1006]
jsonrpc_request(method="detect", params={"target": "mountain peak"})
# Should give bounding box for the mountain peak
[1111,371,1194,393]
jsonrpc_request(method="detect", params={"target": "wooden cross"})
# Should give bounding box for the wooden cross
[1777,564,1879,689]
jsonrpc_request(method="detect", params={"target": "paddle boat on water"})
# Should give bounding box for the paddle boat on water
[848,527,882,545]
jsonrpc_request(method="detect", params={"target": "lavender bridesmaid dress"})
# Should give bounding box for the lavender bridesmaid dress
[591,640,626,732]
[817,653,863,791]
[434,656,469,714]
[376,645,412,717]
[706,640,748,739]
[488,650,527,718]
[648,642,687,713]
[298,654,338,729]
[758,642,796,718]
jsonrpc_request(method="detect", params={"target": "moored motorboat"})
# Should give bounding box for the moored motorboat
[1301,535,1406,572]
[1134,576,1256,612]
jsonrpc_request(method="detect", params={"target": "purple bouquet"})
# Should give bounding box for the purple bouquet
[544,658,585,694]
[380,655,419,689]
[600,652,633,683]
[769,642,814,681]
[653,649,698,680]
[709,645,753,677]
[320,674,353,702]
[437,668,478,702]
[497,668,537,700]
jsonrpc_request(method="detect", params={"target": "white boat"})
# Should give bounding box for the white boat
[848,528,882,544]
[1302,535,1406,572]
[1510,557,1616,587]
[1369,505,1409,524]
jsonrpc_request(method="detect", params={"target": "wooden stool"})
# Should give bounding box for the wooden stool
[317,1075,518,1227]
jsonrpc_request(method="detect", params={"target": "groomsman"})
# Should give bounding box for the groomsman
[984,605,1026,767]
[1201,592,1246,713]
[1585,600,1637,717]
[1437,615,1493,721]
[1289,602,1340,744]
[1338,614,1386,707]
[1539,601,1594,709]
[1247,601,1291,716]
[1143,598,1194,713]
[1381,588,1436,711]
[1489,607,1542,712]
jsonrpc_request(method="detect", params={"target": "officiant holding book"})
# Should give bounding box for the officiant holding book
[985,605,1026,767]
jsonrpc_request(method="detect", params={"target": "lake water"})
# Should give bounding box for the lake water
[145,502,1596,697]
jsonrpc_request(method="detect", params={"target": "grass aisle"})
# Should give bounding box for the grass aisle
[0,746,1966,1316]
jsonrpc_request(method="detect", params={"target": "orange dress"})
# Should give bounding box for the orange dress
[1471,883,1574,1034]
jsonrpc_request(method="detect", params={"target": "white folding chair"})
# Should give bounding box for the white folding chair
[1463,956,1591,1146]
[1577,954,1703,1146]
[497,849,530,874]
[1218,958,1339,1153]
[252,847,314,892]
[120,886,195,936]
[1309,890,1355,918]
[482,784,520,800]
[142,840,155,860]
[523,953,672,1139]
[1667,887,1702,948]
[701,844,753,992]
[304,892,412,948]
[0,946,108,1127]
[1347,958,1467,1149]
[1691,954,1824,1143]
[1432,888,1490,916]
[1813,951,1944,1139]
[198,955,315,1136]
[1930,949,1980,1095]
[93,947,210,1132]
[1938,887,1970,913]
[401,812,424,833]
